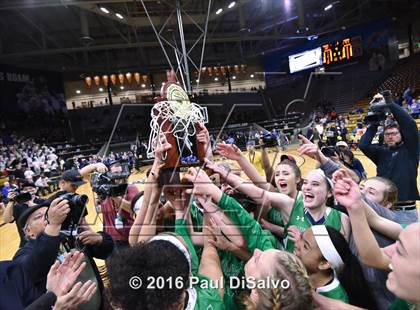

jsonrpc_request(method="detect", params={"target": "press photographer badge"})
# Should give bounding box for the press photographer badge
[115,214,124,230]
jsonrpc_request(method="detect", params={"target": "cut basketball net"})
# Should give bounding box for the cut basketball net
[147,83,206,160]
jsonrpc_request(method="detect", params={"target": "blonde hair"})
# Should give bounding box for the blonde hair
[240,251,313,310]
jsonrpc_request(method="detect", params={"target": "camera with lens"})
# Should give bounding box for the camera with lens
[91,162,130,200]
[59,192,89,231]
[261,133,278,147]
[364,90,393,125]
[10,187,32,204]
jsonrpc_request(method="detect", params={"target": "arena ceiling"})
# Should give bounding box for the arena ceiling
[0,0,417,75]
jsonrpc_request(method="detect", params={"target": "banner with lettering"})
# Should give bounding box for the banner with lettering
[0,64,66,116]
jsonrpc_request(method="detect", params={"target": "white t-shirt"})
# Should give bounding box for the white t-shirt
[24,170,35,179]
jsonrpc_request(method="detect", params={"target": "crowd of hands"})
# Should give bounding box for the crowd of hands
[35,123,381,309]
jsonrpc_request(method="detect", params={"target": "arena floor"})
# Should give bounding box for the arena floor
[1,145,419,262]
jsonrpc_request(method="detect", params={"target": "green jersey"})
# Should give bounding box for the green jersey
[267,192,303,227]
[175,219,225,310]
[284,196,343,252]
[217,193,277,309]
[316,277,349,303]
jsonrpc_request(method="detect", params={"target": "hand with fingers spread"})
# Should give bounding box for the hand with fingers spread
[215,143,242,161]
[46,251,86,297]
[53,280,97,310]
[94,163,108,173]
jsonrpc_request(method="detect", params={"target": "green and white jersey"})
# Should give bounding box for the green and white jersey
[316,277,349,303]
[283,196,343,252]
[267,191,303,227]
[217,193,277,309]
[175,219,225,310]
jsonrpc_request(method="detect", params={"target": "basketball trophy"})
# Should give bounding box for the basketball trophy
[147,71,208,184]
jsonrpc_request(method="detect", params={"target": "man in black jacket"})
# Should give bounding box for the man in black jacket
[359,93,419,224]
[12,198,113,308]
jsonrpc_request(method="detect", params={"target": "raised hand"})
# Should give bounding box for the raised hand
[204,158,229,179]
[215,143,242,161]
[94,163,108,173]
[53,280,97,310]
[46,251,86,297]
[207,217,237,252]
[196,123,210,146]
[77,230,103,246]
[47,198,70,226]
[333,171,363,210]
[297,135,322,162]
[154,133,172,164]
[183,167,214,197]
[287,225,302,244]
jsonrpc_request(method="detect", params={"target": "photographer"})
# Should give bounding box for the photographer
[359,92,419,224]
[2,181,45,248]
[14,196,113,309]
[95,161,139,249]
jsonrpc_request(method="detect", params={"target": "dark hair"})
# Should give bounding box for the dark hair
[230,192,257,214]
[326,227,377,309]
[106,241,189,309]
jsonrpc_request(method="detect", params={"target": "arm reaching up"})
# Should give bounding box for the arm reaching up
[333,170,391,270]
[216,143,274,191]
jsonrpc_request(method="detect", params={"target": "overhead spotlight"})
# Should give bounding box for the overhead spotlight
[99,87,104,92]
[196,79,199,83]
[76,90,81,94]
[250,74,254,78]
[100,7,110,14]
[216,8,223,15]
[161,82,166,86]
[115,13,124,19]
[232,76,236,80]
[228,2,236,8]
[120,86,124,90]
[324,4,333,11]
[141,83,146,88]
[214,77,219,81]
[324,1,339,11]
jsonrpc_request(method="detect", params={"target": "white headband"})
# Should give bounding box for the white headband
[149,235,191,272]
[133,195,144,214]
[312,225,344,270]
[312,168,334,189]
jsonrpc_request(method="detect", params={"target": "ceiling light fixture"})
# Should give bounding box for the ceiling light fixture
[232,76,236,80]
[100,7,110,14]
[141,84,146,88]
[76,90,81,94]
[216,8,223,15]
[120,86,124,90]
[324,1,339,11]
[250,74,254,78]
[228,2,236,8]
[99,88,104,92]
[115,13,124,19]
[214,77,219,81]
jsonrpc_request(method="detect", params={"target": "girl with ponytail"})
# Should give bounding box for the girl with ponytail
[295,225,378,309]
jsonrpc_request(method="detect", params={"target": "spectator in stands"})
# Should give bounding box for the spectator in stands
[24,166,35,182]
[2,181,10,198]
[359,94,419,224]
[35,174,50,196]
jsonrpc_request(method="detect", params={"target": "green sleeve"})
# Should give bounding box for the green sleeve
[217,193,276,252]
[175,219,199,276]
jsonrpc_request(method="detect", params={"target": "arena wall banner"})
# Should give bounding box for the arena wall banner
[0,64,67,116]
